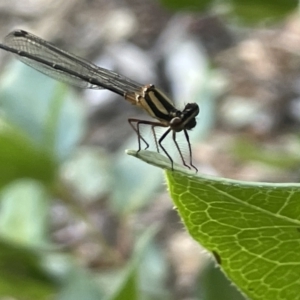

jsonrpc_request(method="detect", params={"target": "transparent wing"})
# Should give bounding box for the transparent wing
[1,30,142,95]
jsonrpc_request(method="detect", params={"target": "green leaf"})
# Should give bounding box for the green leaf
[138,240,170,300]
[61,147,113,203]
[160,0,211,11]
[0,179,50,246]
[0,121,56,188]
[230,0,298,24]
[128,150,300,300]
[160,0,297,23]
[110,268,138,300]
[0,240,55,299]
[199,260,246,300]
[0,61,86,161]
[58,267,104,300]
[107,225,159,300]
[233,138,300,169]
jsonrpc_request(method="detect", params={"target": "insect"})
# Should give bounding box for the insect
[0,29,199,171]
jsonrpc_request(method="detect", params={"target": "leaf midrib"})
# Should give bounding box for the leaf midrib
[205,183,300,226]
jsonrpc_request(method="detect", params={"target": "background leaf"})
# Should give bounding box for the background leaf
[0,122,56,188]
[160,0,298,23]
[160,0,211,11]
[198,260,246,300]
[0,61,86,161]
[230,0,298,24]
[0,240,55,299]
[0,179,50,246]
[58,267,104,300]
[107,226,159,300]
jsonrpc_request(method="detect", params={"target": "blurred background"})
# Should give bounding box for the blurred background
[0,0,299,299]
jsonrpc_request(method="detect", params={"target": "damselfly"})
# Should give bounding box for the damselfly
[0,30,199,171]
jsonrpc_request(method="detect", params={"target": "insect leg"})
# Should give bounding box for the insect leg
[183,129,198,172]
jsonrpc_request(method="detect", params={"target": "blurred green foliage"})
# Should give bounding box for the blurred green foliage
[0,62,168,299]
[160,0,298,24]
